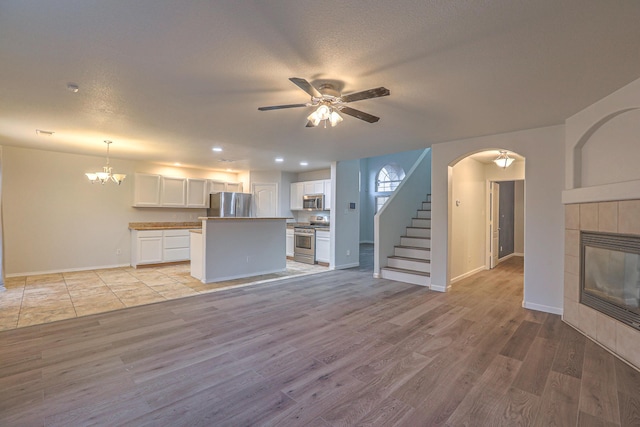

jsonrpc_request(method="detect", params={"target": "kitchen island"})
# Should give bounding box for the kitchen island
[191,217,288,283]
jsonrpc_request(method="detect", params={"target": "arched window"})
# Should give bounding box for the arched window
[376,163,405,192]
[375,163,405,212]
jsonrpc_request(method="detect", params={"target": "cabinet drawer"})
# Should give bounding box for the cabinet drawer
[137,230,163,238]
[164,235,190,249]
[164,247,190,262]
[163,229,190,237]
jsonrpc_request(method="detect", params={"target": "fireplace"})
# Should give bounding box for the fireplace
[581,231,640,331]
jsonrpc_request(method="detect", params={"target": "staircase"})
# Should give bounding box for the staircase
[380,195,431,287]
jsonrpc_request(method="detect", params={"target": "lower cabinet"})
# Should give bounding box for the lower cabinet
[315,230,330,264]
[286,228,294,258]
[131,229,191,267]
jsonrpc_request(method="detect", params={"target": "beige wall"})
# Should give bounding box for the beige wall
[2,145,238,276]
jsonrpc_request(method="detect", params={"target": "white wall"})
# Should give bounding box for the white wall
[432,125,565,314]
[297,169,330,181]
[2,145,238,276]
[332,160,360,269]
[450,157,486,280]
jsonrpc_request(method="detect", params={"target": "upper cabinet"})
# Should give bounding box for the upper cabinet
[134,174,241,208]
[133,173,161,207]
[161,177,187,207]
[303,180,324,195]
[186,178,208,208]
[208,180,243,194]
[290,182,304,210]
[323,179,332,211]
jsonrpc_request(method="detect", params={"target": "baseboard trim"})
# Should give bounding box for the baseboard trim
[333,262,359,270]
[430,283,449,292]
[6,263,131,278]
[523,301,563,315]
[450,266,486,284]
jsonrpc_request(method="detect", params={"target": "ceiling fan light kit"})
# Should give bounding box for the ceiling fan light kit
[86,140,126,185]
[259,77,389,127]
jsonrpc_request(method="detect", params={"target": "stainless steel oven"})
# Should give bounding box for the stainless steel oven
[294,227,316,264]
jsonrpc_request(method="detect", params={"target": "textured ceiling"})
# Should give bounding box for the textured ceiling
[1,0,639,172]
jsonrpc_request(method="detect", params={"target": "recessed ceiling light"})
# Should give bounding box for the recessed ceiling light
[275,157,284,162]
[66,83,79,93]
[35,129,55,136]
[300,161,308,166]
[212,147,223,152]
[174,162,181,166]
[226,168,233,172]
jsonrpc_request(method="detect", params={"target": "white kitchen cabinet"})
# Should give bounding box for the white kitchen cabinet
[131,229,191,267]
[186,178,208,208]
[290,182,304,210]
[226,182,243,192]
[161,177,187,207]
[303,180,324,195]
[208,180,227,194]
[286,228,294,257]
[163,229,191,261]
[323,179,332,211]
[315,230,330,264]
[131,230,163,265]
[133,173,162,207]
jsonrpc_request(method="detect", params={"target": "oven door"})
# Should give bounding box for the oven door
[294,231,316,264]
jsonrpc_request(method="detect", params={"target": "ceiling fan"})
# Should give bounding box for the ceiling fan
[258,77,390,127]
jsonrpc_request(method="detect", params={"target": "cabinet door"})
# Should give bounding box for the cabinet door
[323,179,332,211]
[315,231,330,263]
[186,178,207,208]
[161,177,187,207]
[208,180,226,194]
[286,228,294,257]
[226,182,243,192]
[133,173,161,207]
[290,182,303,210]
[137,231,163,264]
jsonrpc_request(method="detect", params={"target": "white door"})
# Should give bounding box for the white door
[252,183,278,217]
[490,182,500,269]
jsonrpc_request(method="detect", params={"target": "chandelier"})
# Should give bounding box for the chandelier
[306,104,343,128]
[85,140,126,185]
[493,150,514,169]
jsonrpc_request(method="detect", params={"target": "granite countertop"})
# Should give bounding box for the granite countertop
[128,221,202,230]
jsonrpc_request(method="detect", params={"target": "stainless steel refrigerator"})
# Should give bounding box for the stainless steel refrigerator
[207,192,252,217]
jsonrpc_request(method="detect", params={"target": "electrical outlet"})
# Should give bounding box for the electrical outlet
[116,248,122,255]
[346,250,350,256]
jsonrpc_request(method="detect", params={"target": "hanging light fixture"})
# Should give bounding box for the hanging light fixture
[493,150,514,169]
[86,140,126,185]
[307,104,343,128]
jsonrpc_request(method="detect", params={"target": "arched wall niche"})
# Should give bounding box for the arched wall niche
[572,107,640,188]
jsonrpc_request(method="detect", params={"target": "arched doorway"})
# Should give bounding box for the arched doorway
[448,149,526,286]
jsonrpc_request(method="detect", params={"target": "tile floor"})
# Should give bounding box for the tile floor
[0,260,328,331]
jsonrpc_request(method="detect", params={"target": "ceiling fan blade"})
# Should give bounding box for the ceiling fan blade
[340,87,390,103]
[289,77,322,98]
[258,103,308,111]
[339,106,380,123]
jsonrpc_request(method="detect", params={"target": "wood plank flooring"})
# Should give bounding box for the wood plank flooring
[1,256,639,426]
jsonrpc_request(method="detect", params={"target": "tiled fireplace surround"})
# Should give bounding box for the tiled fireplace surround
[564,200,640,370]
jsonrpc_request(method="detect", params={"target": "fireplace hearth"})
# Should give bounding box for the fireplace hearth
[581,231,640,331]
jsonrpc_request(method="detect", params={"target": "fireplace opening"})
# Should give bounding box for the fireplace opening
[581,231,640,331]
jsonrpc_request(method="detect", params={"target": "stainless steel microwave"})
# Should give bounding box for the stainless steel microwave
[303,194,324,210]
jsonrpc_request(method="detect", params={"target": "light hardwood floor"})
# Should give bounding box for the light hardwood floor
[1,256,639,426]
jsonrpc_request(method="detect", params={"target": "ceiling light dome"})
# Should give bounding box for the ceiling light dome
[493,150,514,169]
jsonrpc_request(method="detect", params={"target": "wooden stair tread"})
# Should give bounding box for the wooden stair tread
[388,256,430,263]
[382,266,431,277]
[395,245,430,250]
